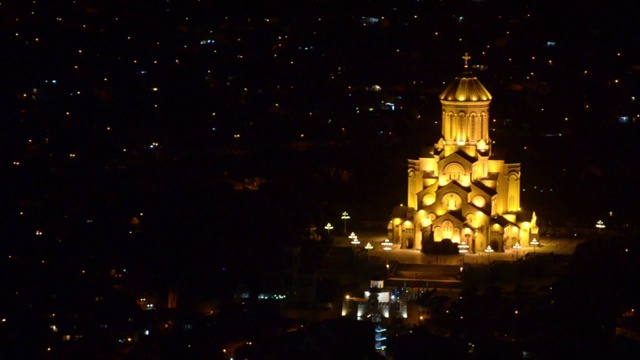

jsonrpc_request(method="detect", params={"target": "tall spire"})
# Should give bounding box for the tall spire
[462,52,471,68]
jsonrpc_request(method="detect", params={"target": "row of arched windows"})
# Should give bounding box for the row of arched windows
[442,111,488,142]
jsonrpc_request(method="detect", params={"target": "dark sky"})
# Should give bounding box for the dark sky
[2,0,639,245]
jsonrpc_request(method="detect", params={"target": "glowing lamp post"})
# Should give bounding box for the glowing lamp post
[458,242,469,268]
[530,238,539,254]
[341,212,350,235]
[381,239,393,251]
[484,245,494,264]
[596,220,605,233]
[365,242,374,261]
[349,232,360,253]
[513,242,522,259]
[381,239,393,273]
[324,223,334,236]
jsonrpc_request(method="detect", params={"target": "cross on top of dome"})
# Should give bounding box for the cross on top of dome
[462,52,471,68]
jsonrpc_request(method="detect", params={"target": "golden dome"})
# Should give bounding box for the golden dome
[439,70,492,102]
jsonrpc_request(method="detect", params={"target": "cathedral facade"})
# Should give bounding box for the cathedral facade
[389,55,537,253]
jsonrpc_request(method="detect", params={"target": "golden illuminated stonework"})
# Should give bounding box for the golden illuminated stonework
[389,54,536,254]
[439,73,492,102]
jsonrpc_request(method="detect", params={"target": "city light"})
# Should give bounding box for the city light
[381,239,393,271]
[4,4,632,358]
[341,211,350,234]
[484,245,494,263]
[530,238,539,254]
[513,242,522,259]
[458,241,469,268]
[324,223,334,236]
[349,232,360,253]
[349,232,360,245]
[365,242,374,261]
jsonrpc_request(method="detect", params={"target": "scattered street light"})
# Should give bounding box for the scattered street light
[365,242,374,261]
[324,223,334,236]
[458,241,469,268]
[530,238,539,254]
[349,232,360,253]
[381,239,393,272]
[341,212,350,235]
[513,242,522,259]
[484,245,494,263]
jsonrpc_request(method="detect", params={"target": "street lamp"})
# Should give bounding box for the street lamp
[484,245,494,263]
[513,242,522,259]
[365,242,374,261]
[596,220,605,233]
[349,232,360,253]
[341,211,350,235]
[458,241,469,268]
[381,239,393,273]
[530,238,539,254]
[324,223,334,236]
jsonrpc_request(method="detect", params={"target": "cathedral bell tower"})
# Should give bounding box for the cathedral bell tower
[437,53,492,159]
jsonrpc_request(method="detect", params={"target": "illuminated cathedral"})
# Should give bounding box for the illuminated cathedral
[389,54,537,253]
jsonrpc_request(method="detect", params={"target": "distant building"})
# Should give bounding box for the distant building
[342,278,406,356]
[389,54,537,253]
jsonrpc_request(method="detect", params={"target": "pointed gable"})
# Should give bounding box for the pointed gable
[436,180,470,197]
[470,181,497,197]
[432,211,466,227]
[437,149,477,168]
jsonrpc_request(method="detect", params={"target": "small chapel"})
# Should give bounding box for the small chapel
[389,54,537,253]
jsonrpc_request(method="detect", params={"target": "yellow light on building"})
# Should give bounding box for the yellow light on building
[392,53,530,255]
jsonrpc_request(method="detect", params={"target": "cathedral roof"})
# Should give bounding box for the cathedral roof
[452,149,478,164]
[433,210,466,224]
[471,181,497,196]
[484,173,500,180]
[439,69,492,102]
[463,202,491,216]
[491,215,518,228]
[516,210,535,223]
[436,180,471,194]
[422,171,437,179]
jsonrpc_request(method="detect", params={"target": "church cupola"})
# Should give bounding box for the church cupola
[439,53,492,102]
[439,53,492,157]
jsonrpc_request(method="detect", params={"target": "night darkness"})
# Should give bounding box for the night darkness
[2,1,640,358]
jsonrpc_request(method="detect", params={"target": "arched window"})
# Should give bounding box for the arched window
[442,220,454,239]
[480,112,487,139]
[472,195,486,208]
[449,113,455,139]
[469,113,477,140]
[448,195,457,209]
[441,192,462,210]
[444,163,464,183]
